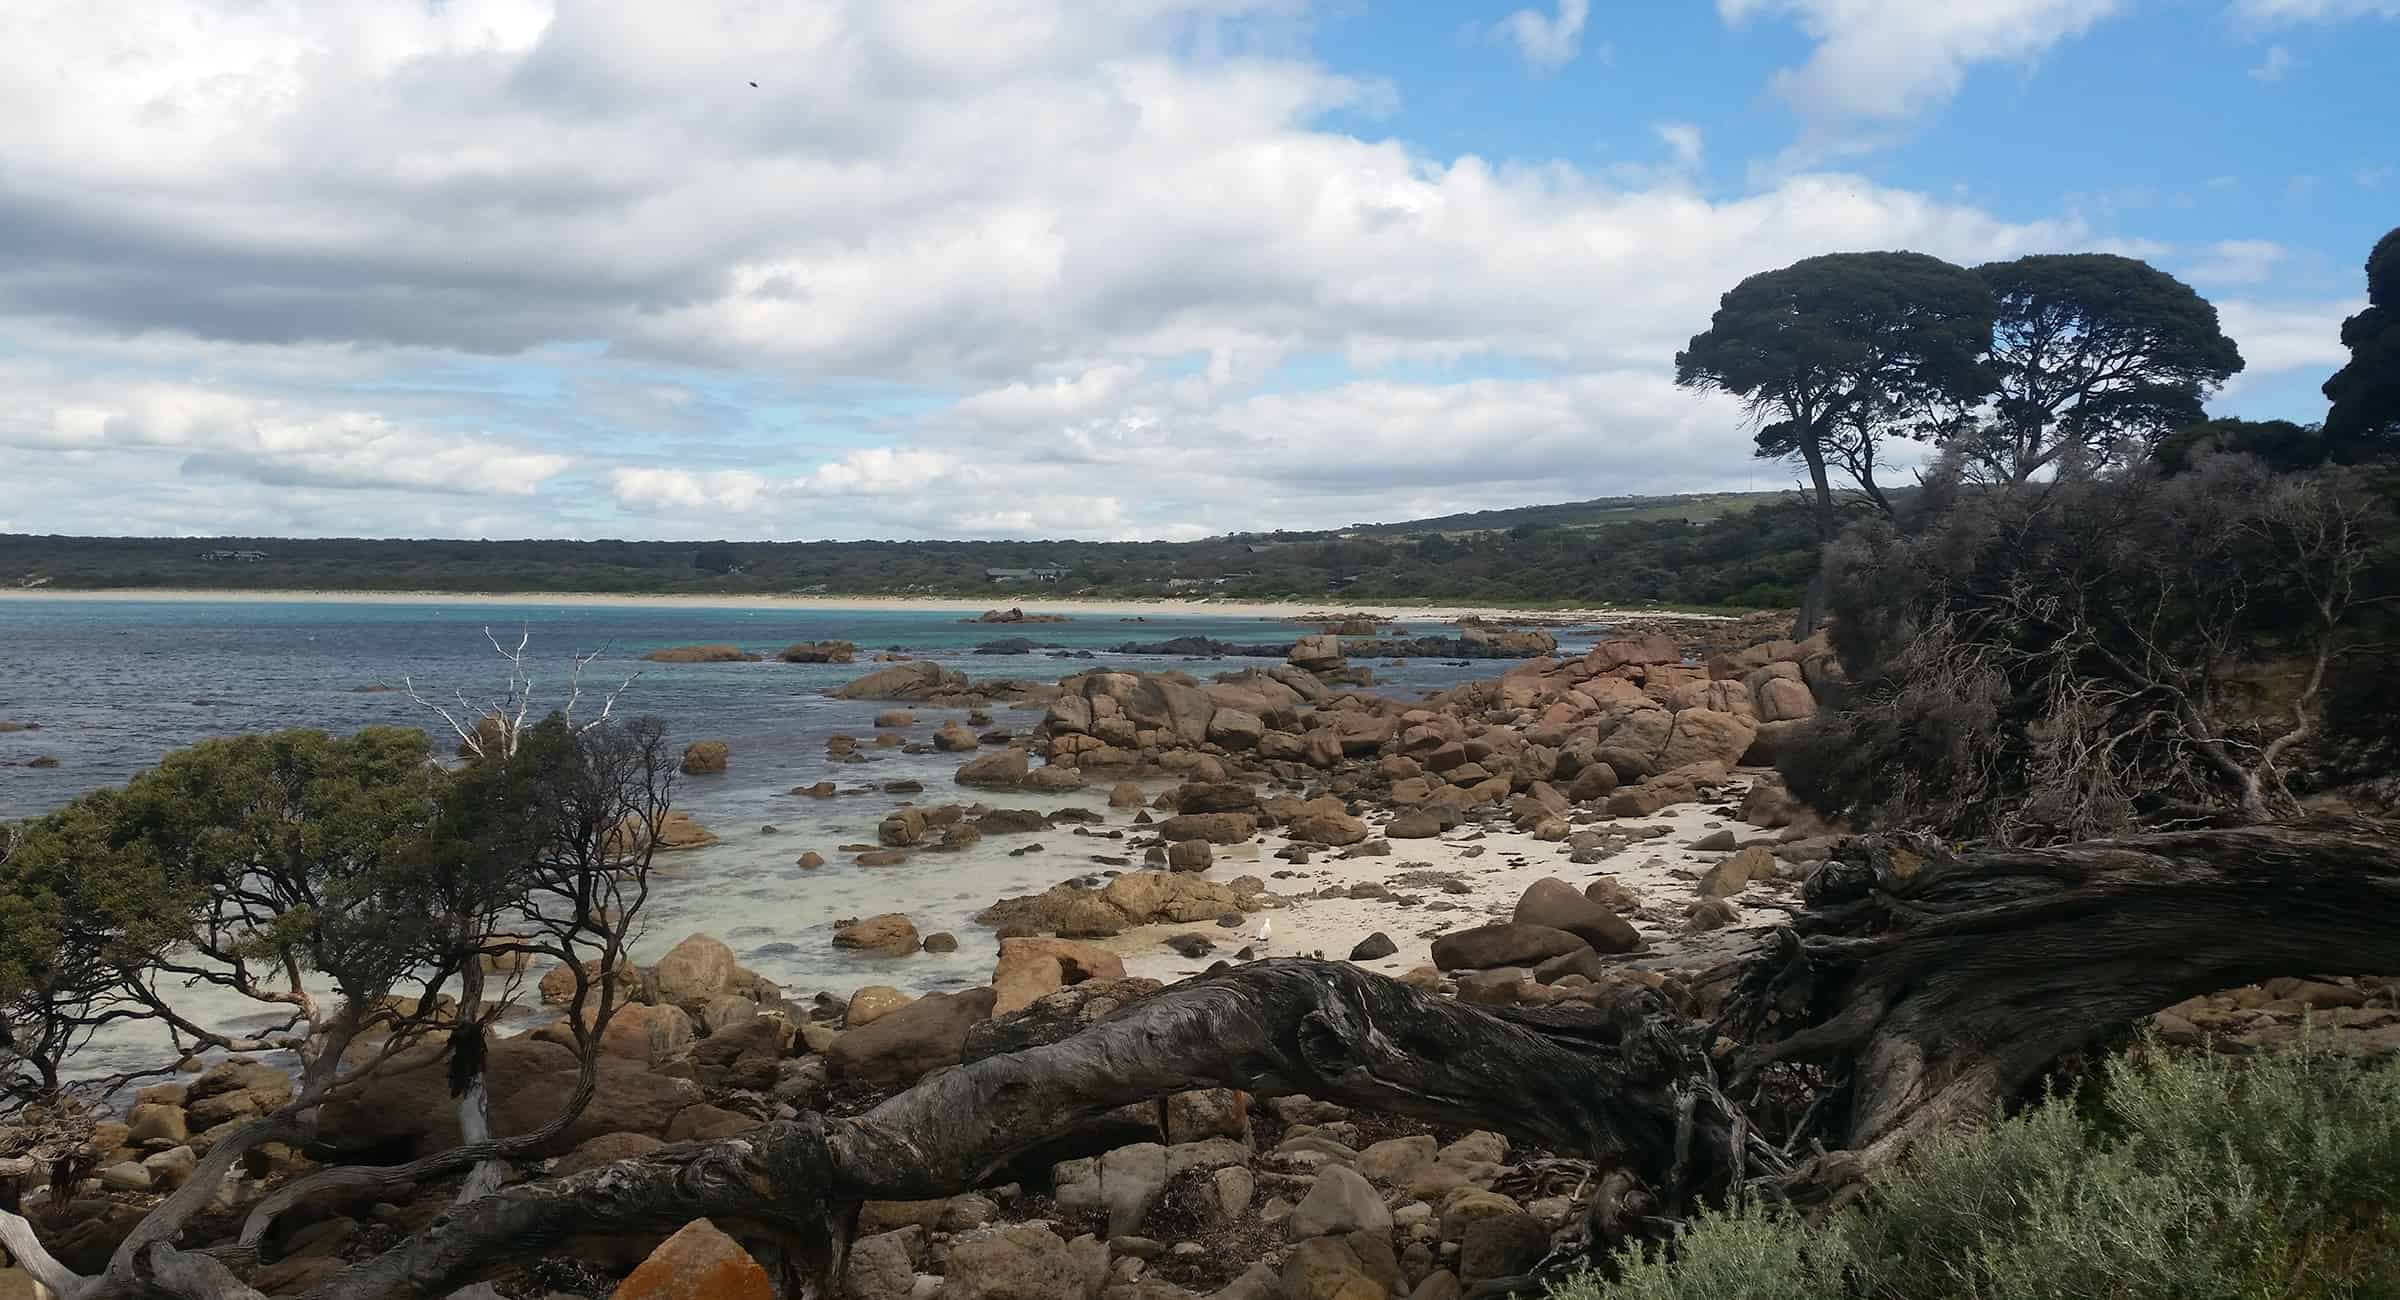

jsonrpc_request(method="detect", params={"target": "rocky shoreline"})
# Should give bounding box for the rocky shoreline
[20,619,2394,1300]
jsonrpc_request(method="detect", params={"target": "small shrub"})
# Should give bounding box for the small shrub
[1548,1201,1848,1300]
[1552,1036,2400,1300]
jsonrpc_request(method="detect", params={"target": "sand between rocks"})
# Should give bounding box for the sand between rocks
[1097,778,1791,981]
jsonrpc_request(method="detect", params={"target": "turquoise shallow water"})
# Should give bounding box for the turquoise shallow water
[0,596,1606,1077]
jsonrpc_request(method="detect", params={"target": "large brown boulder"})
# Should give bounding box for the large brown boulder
[1593,707,1675,782]
[679,740,729,775]
[184,1060,295,1129]
[1585,634,1681,673]
[938,1223,1106,1300]
[1206,709,1265,749]
[976,884,1128,938]
[1102,872,1243,925]
[1566,763,1618,803]
[778,640,857,664]
[878,808,929,847]
[1752,675,1816,723]
[1159,812,1258,844]
[1174,782,1259,814]
[1288,633,1345,672]
[609,1219,772,1300]
[1429,924,1590,972]
[827,987,999,1087]
[1699,846,1776,899]
[956,748,1030,788]
[653,933,737,1008]
[992,938,1129,1016]
[1286,809,1370,846]
[835,662,968,701]
[594,1003,699,1067]
[643,645,757,664]
[1046,694,1094,735]
[1079,673,1218,747]
[834,913,923,956]
[1511,878,1640,954]
[323,1039,702,1157]
[1656,708,1758,772]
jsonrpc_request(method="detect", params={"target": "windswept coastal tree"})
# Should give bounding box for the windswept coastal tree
[1676,252,1994,634]
[1675,251,1996,542]
[1,662,675,1300]
[1967,253,2244,483]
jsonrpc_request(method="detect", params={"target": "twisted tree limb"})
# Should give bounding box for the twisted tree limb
[1725,817,2400,1182]
[47,818,2396,1300]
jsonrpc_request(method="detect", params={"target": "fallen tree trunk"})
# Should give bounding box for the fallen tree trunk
[74,817,2400,1300]
[1723,817,2400,1191]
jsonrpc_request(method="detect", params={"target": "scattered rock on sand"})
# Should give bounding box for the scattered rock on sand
[1430,924,1589,972]
[1512,878,1641,954]
[1698,845,1776,899]
[1349,933,1398,961]
[1159,812,1258,844]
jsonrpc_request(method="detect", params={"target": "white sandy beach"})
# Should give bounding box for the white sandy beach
[0,587,1739,623]
[1101,784,1788,984]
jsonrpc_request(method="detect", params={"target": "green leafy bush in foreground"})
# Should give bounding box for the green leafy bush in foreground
[1553,1036,2400,1300]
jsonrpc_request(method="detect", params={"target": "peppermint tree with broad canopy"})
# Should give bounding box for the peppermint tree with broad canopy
[1970,253,2244,483]
[1675,251,1996,541]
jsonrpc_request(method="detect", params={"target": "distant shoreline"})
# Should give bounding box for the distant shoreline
[0,587,1741,622]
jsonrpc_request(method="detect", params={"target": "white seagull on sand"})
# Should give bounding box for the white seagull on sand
[1253,916,1271,946]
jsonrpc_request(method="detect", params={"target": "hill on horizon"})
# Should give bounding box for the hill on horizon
[1345,489,1789,537]
[2,490,1840,610]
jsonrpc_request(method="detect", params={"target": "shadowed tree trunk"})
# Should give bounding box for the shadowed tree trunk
[47,819,2400,1300]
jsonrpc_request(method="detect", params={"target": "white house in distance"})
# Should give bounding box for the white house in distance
[986,563,1069,585]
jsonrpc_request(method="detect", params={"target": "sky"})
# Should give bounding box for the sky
[0,0,2391,543]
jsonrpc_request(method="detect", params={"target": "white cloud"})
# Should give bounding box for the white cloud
[1654,122,1705,170]
[0,368,571,496]
[2215,297,2361,384]
[606,468,774,514]
[2248,44,2296,79]
[2184,239,2288,284]
[1722,0,2122,145]
[1493,0,1592,72]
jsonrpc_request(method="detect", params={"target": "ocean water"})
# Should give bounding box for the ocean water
[0,596,1606,1078]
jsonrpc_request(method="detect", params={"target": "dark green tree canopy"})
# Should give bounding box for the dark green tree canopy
[2322,225,2400,461]
[1972,253,2244,481]
[1676,251,1996,536]
[2155,417,2331,476]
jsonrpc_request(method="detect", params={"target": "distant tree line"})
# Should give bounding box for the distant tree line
[0,498,1828,610]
